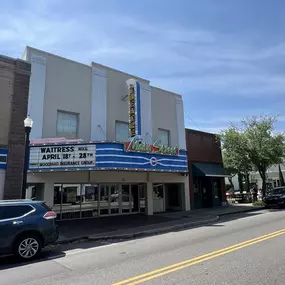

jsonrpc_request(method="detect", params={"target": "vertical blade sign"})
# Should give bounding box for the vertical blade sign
[129,84,136,138]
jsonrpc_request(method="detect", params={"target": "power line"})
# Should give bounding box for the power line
[184,111,201,130]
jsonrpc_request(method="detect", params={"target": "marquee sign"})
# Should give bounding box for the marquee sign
[29,144,96,170]
[127,79,141,138]
[125,140,179,156]
[28,142,187,172]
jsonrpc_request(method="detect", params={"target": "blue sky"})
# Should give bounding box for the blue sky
[1,0,285,133]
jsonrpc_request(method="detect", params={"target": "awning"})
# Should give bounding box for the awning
[192,162,230,177]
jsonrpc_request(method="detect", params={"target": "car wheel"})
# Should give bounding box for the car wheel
[14,234,42,261]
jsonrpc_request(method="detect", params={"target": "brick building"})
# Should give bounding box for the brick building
[0,55,31,199]
[186,129,229,209]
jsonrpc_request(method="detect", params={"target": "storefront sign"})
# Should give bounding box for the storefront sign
[124,140,179,156]
[127,79,141,138]
[28,142,187,172]
[129,84,136,137]
[29,144,96,169]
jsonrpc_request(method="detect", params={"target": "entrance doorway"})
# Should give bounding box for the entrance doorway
[51,183,146,220]
[201,178,213,208]
[153,184,165,213]
[165,183,182,211]
[192,177,222,209]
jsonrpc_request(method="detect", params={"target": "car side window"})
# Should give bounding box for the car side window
[0,205,33,220]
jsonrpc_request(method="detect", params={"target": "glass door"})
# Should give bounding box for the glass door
[60,184,81,220]
[109,184,120,214]
[139,184,146,213]
[131,185,140,213]
[99,185,109,216]
[122,185,131,213]
[81,184,100,218]
[153,184,165,213]
[53,184,63,219]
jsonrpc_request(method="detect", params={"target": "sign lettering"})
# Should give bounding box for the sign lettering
[29,144,96,169]
[125,140,179,156]
[129,85,136,138]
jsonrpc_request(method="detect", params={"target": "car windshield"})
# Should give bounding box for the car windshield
[269,188,285,195]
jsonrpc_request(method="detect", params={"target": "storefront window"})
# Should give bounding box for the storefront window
[122,185,131,213]
[53,183,147,220]
[153,184,164,199]
[100,185,109,216]
[61,184,81,219]
[110,184,120,214]
[213,182,219,199]
[139,184,146,213]
[81,184,99,218]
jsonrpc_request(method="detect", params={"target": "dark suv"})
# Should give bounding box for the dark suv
[0,200,59,260]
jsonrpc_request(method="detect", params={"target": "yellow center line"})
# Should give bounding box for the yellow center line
[112,228,285,285]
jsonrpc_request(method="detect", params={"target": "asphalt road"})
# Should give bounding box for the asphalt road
[1,208,285,285]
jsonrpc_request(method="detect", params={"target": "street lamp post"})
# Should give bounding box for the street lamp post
[21,116,33,199]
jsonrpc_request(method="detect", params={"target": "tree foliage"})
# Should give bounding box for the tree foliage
[219,115,285,196]
[278,164,285,187]
[220,126,252,175]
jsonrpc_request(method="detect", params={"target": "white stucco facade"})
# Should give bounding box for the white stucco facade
[22,46,190,219]
[23,47,186,149]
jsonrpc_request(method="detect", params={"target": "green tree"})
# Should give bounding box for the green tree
[220,115,285,197]
[222,150,237,191]
[242,116,285,196]
[278,164,285,187]
[219,126,252,192]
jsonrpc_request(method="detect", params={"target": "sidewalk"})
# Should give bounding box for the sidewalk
[57,203,264,244]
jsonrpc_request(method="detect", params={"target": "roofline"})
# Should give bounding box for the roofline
[185,128,218,137]
[92,62,149,84]
[24,46,183,96]
[0,54,30,65]
[150,85,182,97]
[25,46,91,69]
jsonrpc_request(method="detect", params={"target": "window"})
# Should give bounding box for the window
[0,205,33,220]
[57,110,79,138]
[157,129,170,146]
[115,121,129,142]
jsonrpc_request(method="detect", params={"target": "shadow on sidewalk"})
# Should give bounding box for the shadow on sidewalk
[58,214,180,240]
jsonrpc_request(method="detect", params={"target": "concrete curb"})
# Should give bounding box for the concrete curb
[218,206,265,217]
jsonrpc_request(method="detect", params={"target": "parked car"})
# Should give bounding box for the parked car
[0,200,59,260]
[263,187,285,208]
[227,191,252,203]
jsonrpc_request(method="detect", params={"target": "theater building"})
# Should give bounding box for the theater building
[22,46,190,220]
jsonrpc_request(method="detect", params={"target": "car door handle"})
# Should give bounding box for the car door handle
[13,221,23,225]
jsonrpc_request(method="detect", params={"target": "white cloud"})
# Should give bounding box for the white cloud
[1,2,284,100]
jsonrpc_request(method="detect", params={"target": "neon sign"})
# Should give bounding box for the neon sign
[129,85,136,138]
[125,140,179,156]
[127,79,141,138]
